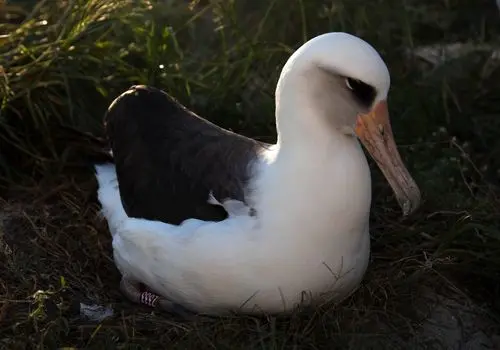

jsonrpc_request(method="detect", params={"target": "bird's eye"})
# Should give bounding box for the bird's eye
[345,78,362,91]
[344,77,377,108]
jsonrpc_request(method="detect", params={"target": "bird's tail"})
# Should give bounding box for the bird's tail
[54,124,114,167]
[94,163,127,234]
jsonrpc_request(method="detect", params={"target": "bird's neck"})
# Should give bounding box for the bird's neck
[251,90,372,244]
[273,66,347,158]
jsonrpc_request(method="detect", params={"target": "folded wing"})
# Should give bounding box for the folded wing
[105,85,267,225]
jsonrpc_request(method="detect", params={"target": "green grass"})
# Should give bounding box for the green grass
[1,0,500,348]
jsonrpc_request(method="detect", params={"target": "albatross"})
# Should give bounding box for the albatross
[94,32,421,316]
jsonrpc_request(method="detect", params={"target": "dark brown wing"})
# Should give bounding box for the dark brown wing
[105,85,267,225]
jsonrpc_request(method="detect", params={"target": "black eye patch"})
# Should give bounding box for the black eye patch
[346,78,376,108]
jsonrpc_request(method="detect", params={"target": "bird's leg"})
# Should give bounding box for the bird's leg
[119,277,195,319]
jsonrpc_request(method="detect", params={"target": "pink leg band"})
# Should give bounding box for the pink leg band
[140,291,160,307]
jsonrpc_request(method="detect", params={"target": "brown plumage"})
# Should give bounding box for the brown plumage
[104,85,269,225]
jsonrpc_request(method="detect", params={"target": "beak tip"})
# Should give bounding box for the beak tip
[400,189,421,217]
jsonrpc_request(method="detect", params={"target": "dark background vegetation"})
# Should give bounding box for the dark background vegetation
[0,0,499,348]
